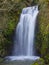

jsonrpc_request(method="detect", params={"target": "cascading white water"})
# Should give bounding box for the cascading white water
[13,5,39,56]
[5,6,40,61]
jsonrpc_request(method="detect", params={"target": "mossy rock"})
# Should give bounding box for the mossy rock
[0,58,4,63]
[32,58,45,65]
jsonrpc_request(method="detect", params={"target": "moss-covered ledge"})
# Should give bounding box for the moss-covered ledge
[32,58,45,65]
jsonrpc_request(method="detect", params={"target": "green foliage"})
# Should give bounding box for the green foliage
[32,0,39,5]
[35,0,49,64]
[32,58,45,65]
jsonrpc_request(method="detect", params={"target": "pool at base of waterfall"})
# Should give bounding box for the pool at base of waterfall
[5,56,40,61]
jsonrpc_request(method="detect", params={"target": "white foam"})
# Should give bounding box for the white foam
[5,56,40,61]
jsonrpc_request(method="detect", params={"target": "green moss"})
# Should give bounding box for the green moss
[32,58,45,65]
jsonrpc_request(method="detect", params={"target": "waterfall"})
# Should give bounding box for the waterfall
[13,5,39,56]
[5,6,40,61]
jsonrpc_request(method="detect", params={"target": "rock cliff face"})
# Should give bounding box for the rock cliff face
[35,0,49,64]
